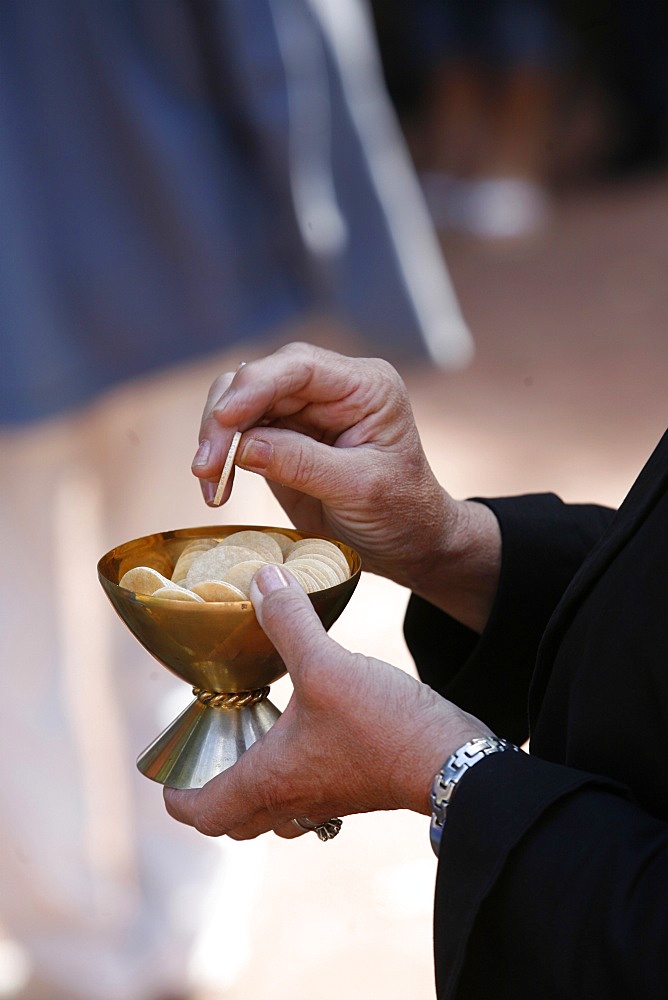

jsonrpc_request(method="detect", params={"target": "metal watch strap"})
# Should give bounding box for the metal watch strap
[429,736,519,857]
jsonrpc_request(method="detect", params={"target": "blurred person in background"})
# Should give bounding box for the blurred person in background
[374,1,668,214]
[560,0,668,180]
[373,0,569,241]
[0,2,471,999]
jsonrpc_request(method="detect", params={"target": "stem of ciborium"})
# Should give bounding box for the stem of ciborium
[136,685,282,789]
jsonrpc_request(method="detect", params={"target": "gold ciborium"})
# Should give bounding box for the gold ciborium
[97,525,361,789]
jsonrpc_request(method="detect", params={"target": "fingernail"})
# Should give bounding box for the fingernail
[192,439,211,468]
[254,564,290,596]
[237,437,272,471]
[201,480,216,504]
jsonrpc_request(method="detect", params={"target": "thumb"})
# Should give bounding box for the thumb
[237,426,362,504]
[250,564,330,682]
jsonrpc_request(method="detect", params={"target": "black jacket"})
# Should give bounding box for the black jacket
[404,428,668,999]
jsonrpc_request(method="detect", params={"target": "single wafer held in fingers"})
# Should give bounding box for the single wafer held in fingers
[211,361,247,507]
[212,430,242,507]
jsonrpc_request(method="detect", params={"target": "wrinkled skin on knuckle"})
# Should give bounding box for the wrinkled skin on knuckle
[192,801,227,839]
[280,443,317,491]
[276,340,313,363]
[370,360,414,423]
[277,442,348,506]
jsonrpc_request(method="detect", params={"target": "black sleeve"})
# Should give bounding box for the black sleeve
[403,493,614,744]
[434,749,668,999]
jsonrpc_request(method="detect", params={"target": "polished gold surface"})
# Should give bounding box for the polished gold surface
[97,525,361,787]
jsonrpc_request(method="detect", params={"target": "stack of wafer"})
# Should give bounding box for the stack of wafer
[119,529,351,602]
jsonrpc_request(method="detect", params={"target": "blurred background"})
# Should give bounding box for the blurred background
[1,2,667,999]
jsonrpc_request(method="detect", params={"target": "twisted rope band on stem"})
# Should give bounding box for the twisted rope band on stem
[192,686,270,710]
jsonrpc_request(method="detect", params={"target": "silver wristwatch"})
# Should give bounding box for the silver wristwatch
[429,736,519,857]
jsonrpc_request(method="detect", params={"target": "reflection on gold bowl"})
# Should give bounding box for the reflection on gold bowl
[98,525,361,788]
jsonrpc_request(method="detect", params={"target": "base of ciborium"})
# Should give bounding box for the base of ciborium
[137,687,282,789]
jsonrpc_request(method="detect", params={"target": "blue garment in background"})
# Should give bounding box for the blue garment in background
[0,0,470,424]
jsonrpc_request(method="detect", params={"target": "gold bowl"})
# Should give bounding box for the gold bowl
[98,525,361,788]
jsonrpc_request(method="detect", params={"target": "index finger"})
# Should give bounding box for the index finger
[210,342,372,439]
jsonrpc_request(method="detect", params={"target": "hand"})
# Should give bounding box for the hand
[194,344,458,584]
[164,564,491,840]
[191,342,501,631]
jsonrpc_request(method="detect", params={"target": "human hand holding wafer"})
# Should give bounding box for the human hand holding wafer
[192,343,446,578]
[192,343,501,632]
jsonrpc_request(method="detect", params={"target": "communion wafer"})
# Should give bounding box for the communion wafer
[184,544,260,589]
[288,551,348,584]
[152,585,204,602]
[171,548,207,580]
[286,539,350,577]
[286,556,341,590]
[182,537,220,552]
[282,564,321,594]
[212,430,242,507]
[119,566,174,596]
[171,539,217,575]
[219,530,284,564]
[119,532,353,603]
[191,580,247,602]
[285,562,326,593]
[171,538,219,582]
[265,530,294,558]
[222,559,268,598]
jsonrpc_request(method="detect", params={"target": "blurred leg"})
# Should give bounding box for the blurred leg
[0,348,274,1000]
